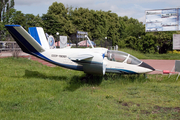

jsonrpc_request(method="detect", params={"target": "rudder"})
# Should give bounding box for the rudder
[28,27,49,50]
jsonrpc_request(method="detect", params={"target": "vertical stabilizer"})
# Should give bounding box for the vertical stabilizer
[28,27,50,50]
[5,25,45,54]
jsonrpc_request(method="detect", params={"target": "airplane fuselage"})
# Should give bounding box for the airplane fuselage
[34,48,154,74]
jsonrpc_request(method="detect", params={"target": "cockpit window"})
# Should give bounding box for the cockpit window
[107,50,142,65]
[127,55,142,65]
[107,50,128,62]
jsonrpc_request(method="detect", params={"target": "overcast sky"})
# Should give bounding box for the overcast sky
[14,0,180,22]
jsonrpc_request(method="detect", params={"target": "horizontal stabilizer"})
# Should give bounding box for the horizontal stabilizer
[69,54,94,61]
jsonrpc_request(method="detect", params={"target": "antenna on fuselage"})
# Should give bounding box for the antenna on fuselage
[85,35,94,49]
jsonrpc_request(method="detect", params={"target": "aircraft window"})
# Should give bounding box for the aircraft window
[127,55,142,65]
[107,50,128,62]
[107,50,142,65]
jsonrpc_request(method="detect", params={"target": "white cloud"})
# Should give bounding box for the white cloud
[15,0,180,7]
[15,0,45,5]
[14,0,180,22]
[15,0,95,6]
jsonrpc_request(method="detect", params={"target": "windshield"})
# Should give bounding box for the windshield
[107,50,142,65]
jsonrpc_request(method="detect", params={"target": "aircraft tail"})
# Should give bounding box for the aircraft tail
[28,27,50,50]
[5,25,45,54]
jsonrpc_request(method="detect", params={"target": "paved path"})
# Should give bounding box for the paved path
[0,51,29,57]
[142,60,175,74]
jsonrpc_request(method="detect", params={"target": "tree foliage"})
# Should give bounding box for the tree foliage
[0,0,14,40]
[42,2,74,36]
[10,10,43,31]
[0,0,14,22]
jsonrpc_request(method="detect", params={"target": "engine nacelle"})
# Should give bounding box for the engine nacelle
[83,61,106,75]
[82,53,107,75]
[69,52,107,75]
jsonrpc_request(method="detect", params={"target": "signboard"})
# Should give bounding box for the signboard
[48,35,56,49]
[60,36,67,48]
[173,34,180,50]
[77,31,88,35]
[76,31,88,38]
[146,8,180,32]
[175,60,180,72]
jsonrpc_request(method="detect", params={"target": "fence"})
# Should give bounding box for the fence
[0,33,114,53]
[94,38,113,49]
[0,41,21,52]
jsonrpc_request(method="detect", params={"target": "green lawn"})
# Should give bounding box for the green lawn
[0,57,180,120]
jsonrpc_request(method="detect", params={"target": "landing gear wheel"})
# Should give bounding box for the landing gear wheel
[104,74,108,80]
[80,74,93,83]
[144,74,147,79]
[81,77,88,83]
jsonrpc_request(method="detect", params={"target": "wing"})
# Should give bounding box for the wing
[69,52,106,75]
[68,54,94,61]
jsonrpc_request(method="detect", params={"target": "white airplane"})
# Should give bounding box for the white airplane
[5,25,155,75]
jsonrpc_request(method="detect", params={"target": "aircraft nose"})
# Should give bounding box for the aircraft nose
[139,62,155,71]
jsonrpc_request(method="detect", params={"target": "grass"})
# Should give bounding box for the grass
[0,57,180,120]
[119,48,180,60]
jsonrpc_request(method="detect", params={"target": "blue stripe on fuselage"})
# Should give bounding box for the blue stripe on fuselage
[32,52,83,71]
[106,68,137,74]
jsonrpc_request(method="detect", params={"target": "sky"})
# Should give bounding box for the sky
[14,0,180,23]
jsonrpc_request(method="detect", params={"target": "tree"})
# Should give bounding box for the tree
[0,0,14,41]
[0,0,14,23]
[138,34,158,53]
[48,2,67,16]
[155,32,174,53]
[24,14,43,30]
[42,14,63,36]
[108,14,120,45]
[10,10,25,27]
[121,17,145,39]
[42,2,72,36]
